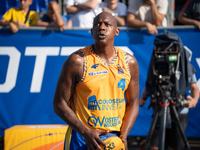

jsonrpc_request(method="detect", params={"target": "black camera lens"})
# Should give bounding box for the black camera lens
[155,63,169,75]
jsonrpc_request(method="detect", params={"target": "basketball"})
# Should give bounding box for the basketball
[98,133,125,150]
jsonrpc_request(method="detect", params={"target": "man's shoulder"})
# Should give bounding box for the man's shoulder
[69,45,92,58]
[7,7,19,13]
[2,8,19,19]
[78,45,93,55]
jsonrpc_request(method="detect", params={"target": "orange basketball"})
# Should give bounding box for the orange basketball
[98,133,125,150]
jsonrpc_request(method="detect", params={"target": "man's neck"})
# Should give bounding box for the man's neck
[93,44,116,64]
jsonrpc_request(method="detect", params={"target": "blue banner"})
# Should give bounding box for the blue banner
[0,28,200,137]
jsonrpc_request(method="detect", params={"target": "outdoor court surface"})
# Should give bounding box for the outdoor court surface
[0,136,200,150]
[127,136,200,150]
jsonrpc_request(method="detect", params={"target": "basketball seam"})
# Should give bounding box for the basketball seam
[115,141,124,150]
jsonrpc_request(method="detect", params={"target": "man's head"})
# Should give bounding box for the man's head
[19,0,32,10]
[47,1,60,22]
[91,12,120,44]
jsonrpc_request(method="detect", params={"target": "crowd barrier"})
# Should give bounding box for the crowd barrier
[0,26,199,138]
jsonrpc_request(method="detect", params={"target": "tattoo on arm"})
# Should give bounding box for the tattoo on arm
[62,108,83,129]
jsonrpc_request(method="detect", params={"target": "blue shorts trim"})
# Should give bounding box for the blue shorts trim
[65,129,120,150]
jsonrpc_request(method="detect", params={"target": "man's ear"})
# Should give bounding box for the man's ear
[115,28,120,36]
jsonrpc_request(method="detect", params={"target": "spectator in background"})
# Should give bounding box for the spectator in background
[99,0,127,26]
[126,0,168,35]
[0,0,38,33]
[178,0,200,30]
[36,0,67,31]
[65,0,102,28]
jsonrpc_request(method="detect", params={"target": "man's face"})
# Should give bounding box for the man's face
[91,12,119,44]
[47,3,57,21]
[20,0,32,10]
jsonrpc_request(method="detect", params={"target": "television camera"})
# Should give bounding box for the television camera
[144,42,191,150]
[151,43,189,106]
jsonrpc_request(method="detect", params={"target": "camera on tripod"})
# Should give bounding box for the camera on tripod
[152,43,178,76]
[144,31,192,150]
[150,43,189,107]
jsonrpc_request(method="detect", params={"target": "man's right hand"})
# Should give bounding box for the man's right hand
[83,129,109,150]
[139,97,146,106]
[194,20,200,30]
[146,22,158,35]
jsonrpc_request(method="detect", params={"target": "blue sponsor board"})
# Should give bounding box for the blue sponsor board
[0,28,200,137]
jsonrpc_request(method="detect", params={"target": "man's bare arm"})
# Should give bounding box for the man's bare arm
[0,18,19,33]
[126,12,158,35]
[149,0,165,26]
[53,52,87,132]
[178,12,200,30]
[66,0,100,14]
[185,83,199,108]
[53,51,108,150]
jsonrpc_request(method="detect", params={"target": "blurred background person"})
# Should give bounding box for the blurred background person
[100,0,127,26]
[0,0,38,33]
[126,0,168,35]
[178,0,200,30]
[65,0,101,28]
[36,0,67,31]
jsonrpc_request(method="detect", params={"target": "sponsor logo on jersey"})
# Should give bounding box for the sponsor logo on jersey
[88,95,100,110]
[87,115,121,127]
[88,71,108,76]
[117,65,124,74]
[88,95,124,111]
[91,64,99,69]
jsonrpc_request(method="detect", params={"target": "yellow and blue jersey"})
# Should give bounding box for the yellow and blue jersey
[65,45,131,150]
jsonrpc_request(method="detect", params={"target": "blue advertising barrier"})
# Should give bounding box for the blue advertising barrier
[0,27,200,137]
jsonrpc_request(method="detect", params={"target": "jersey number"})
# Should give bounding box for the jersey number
[118,79,125,91]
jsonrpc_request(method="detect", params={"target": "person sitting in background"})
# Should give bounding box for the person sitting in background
[0,0,38,34]
[99,0,127,27]
[178,0,200,30]
[126,0,168,35]
[36,0,67,31]
[65,0,102,28]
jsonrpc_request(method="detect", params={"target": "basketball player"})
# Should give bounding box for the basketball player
[53,12,139,150]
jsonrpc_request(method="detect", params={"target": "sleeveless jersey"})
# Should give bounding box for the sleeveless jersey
[64,45,131,149]
[72,45,131,131]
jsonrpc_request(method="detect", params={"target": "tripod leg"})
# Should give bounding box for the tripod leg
[158,101,168,150]
[144,106,161,150]
[170,104,191,150]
